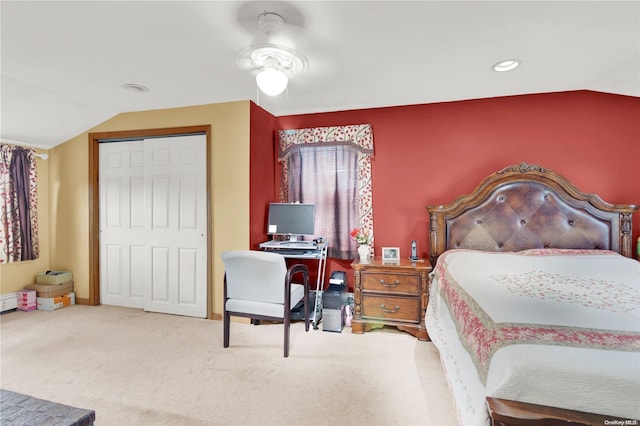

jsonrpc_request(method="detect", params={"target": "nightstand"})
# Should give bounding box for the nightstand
[351,257,432,340]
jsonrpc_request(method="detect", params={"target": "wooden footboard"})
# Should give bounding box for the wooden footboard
[486,397,634,426]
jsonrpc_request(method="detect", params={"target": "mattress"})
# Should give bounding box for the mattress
[426,249,640,425]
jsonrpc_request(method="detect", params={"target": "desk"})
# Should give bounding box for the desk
[259,240,328,329]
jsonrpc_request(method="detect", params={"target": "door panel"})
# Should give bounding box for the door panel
[130,245,146,299]
[131,176,145,228]
[144,135,207,317]
[151,246,170,302]
[99,134,207,317]
[178,248,198,304]
[100,140,145,309]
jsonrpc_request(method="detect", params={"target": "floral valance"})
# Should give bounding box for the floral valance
[277,124,373,161]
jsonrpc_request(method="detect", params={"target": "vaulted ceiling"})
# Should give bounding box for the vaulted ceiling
[2,1,639,148]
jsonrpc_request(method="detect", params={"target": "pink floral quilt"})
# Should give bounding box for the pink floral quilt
[432,249,640,385]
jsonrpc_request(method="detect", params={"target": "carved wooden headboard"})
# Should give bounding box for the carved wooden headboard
[426,163,637,265]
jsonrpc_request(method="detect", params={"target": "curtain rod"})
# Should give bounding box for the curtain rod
[1,143,50,160]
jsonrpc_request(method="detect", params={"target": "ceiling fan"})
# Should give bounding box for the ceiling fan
[237,11,308,96]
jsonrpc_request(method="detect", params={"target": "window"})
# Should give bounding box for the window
[278,125,374,259]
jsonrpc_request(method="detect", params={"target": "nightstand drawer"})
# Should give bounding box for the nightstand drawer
[361,272,420,294]
[361,295,420,323]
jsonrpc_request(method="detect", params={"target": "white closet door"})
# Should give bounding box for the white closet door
[143,135,207,317]
[99,135,207,318]
[100,140,146,309]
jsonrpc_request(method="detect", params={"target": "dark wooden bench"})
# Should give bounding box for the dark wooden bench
[1,389,95,425]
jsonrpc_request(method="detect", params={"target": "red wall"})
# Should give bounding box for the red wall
[249,102,279,247]
[251,91,640,287]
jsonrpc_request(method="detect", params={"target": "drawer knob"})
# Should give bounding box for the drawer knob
[380,304,400,313]
[380,279,400,288]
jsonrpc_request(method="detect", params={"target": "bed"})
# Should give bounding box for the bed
[425,163,639,425]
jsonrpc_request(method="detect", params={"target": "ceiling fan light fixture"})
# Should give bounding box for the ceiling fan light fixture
[256,58,289,96]
[257,12,286,35]
[492,59,520,72]
[235,11,308,98]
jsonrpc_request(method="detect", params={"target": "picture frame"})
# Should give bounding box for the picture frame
[382,247,400,262]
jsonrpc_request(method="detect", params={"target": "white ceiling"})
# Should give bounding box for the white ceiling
[2,1,639,149]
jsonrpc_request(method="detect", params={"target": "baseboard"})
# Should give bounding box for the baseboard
[1,292,18,313]
[72,298,221,320]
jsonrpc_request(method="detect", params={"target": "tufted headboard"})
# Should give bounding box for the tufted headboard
[427,163,638,265]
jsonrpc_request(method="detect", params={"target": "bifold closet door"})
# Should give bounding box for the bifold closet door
[99,135,207,318]
[100,139,145,309]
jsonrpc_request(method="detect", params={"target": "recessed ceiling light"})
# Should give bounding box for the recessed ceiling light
[492,59,520,72]
[122,83,149,93]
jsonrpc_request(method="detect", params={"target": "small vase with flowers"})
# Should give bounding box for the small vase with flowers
[350,228,372,261]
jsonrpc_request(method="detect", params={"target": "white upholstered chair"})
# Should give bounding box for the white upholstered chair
[221,250,310,357]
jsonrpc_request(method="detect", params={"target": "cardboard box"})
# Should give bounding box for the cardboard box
[37,292,74,311]
[17,290,36,311]
[25,281,74,298]
[36,271,73,285]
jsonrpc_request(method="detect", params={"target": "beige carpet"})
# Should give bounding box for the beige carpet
[1,305,456,426]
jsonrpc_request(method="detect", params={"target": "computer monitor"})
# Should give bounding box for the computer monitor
[267,203,316,241]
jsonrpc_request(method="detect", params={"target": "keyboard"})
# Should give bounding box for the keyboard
[275,249,319,256]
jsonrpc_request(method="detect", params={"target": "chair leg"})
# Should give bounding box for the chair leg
[304,292,310,332]
[284,314,290,357]
[223,310,230,348]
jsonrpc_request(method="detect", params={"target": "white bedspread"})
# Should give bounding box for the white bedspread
[426,249,640,425]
